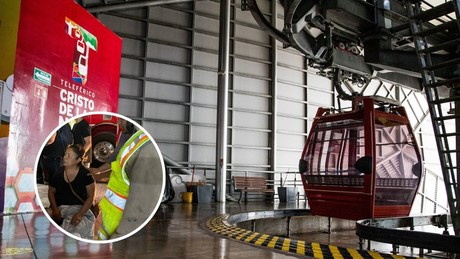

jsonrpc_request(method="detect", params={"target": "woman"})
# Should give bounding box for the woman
[48,144,96,239]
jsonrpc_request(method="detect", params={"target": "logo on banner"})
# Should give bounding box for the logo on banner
[65,17,98,85]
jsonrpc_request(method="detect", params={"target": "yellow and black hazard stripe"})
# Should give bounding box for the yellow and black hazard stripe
[204,215,418,259]
[1,248,34,256]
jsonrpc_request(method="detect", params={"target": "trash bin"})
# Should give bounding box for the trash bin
[192,185,213,203]
[278,187,297,202]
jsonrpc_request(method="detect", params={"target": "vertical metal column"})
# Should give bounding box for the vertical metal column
[188,1,196,165]
[215,0,230,202]
[270,0,278,178]
[456,94,460,233]
[141,7,150,126]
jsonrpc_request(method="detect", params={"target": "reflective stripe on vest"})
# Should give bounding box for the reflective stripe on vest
[118,132,150,185]
[104,187,128,211]
[98,225,109,240]
[97,130,151,240]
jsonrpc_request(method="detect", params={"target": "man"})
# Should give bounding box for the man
[72,117,91,166]
[91,118,163,240]
[38,123,73,184]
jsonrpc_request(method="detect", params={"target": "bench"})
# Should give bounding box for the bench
[233,176,275,203]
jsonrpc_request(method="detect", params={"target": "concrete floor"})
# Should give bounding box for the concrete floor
[2,186,430,258]
[2,202,309,258]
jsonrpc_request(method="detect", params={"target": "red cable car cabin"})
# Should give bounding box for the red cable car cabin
[299,97,423,220]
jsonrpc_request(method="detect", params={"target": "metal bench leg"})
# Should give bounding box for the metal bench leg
[265,193,274,203]
[238,191,243,203]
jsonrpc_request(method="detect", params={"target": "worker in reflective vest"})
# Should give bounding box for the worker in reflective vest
[97,129,150,240]
[91,118,163,240]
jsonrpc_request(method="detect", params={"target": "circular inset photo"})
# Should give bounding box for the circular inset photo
[35,112,165,243]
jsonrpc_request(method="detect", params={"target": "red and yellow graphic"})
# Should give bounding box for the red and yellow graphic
[65,17,98,85]
[2,0,122,214]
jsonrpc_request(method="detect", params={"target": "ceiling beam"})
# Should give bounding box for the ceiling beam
[86,0,200,13]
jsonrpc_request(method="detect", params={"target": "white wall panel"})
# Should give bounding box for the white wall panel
[148,24,191,45]
[154,143,187,162]
[194,15,219,33]
[115,9,147,17]
[143,121,187,142]
[233,111,269,129]
[424,149,441,164]
[193,50,218,68]
[195,1,219,16]
[122,38,145,57]
[149,7,191,27]
[143,102,188,122]
[232,130,269,147]
[278,99,304,116]
[234,24,270,44]
[278,83,305,100]
[120,57,144,77]
[277,133,305,149]
[118,98,142,117]
[307,73,333,90]
[147,42,190,63]
[423,202,437,214]
[98,14,145,36]
[233,93,269,112]
[145,62,189,82]
[232,148,268,165]
[190,125,215,143]
[411,195,422,214]
[192,88,217,106]
[191,106,216,124]
[276,150,304,169]
[277,116,305,133]
[234,58,270,78]
[234,8,262,26]
[144,81,188,102]
[234,41,269,60]
[193,33,219,51]
[119,78,143,97]
[190,145,215,164]
[277,66,304,85]
[233,76,269,95]
[406,107,419,127]
[278,50,304,67]
[307,104,326,116]
[192,69,217,86]
[307,88,334,106]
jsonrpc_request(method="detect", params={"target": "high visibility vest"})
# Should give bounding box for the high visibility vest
[97,130,150,240]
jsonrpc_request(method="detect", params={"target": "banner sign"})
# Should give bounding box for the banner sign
[4,0,122,214]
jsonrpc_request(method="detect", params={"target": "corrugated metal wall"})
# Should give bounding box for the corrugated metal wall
[94,0,447,213]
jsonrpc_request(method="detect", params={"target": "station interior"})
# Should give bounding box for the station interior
[1,0,460,258]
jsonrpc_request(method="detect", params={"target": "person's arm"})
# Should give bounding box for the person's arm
[48,186,61,220]
[71,182,95,226]
[88,133,130,175]
[110,142,163,239]
[88,163,111,176]
[82,135,92,157]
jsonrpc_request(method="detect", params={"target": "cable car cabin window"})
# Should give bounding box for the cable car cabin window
[305,120,366,187]
[374,123,420,206]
